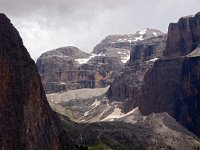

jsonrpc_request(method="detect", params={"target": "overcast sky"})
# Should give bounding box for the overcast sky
[0,0,200,59]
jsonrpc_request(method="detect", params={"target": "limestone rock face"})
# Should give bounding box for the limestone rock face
[164,12,200,57]
[139,12,200,137]
[108,35,167,112]
[0,14,61,149]
[37,28,164,94]
[140,56,200,137]
[36,46,92,93]
[36,47,123,93]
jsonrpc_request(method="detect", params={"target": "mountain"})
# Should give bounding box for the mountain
[92,28,164,55]
[48,11,200,139]
[108,34,167,112]
[35,11,200,149]
[36,46,93,93]
[36,28,164,94]
[0,14,62,149]
[36,46,123,93]
[139,12,200,137]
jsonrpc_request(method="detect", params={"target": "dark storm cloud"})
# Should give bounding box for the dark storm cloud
[0,0,200,59]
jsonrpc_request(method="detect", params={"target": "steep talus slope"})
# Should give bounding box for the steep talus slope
[139,11,200,137]
[0,14,62,149]
[108,35,167,112]
[60,112,200,150]
[47,87,144,123]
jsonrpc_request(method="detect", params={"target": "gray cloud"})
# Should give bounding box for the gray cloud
[0,0,200,59]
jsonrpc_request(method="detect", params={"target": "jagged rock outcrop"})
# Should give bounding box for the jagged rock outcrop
[164,12,200,57]
[139,12,200,137]
[108,34,167,112]
[0,14,61,149]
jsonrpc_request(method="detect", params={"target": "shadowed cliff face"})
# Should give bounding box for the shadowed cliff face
[0,14,61,149]
[140,56,200,137]
[139,11,200,137]
[164,12,200,57]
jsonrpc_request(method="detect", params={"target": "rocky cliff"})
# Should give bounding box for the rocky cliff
[108,34,167,112]
[140,54,200,137]
[0,14,61,149]
[36,47,123,93]
[37,29,164,94]
[36,46,93,93]
[164,12,200,57]
[139,12,200,137]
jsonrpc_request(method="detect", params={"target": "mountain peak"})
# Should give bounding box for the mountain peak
[40,46,90,59]
[98,28,164,44]
[0,13,30,60]
[92,28,165,55]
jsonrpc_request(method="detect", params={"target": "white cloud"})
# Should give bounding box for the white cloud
[0,0,199,59]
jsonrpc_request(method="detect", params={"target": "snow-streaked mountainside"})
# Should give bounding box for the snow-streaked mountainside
[38,28,164,64]
[91,28,164,63]
[37,28,165,94]
[47,86,145,123]
[95,28,164,45]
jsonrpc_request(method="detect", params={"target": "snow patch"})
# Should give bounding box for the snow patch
[91,99,101,107]
[97,52,105,56]
[84,99,101,117]
[102,107,143,123]
[134,36,143,41]
[117,51,122,54]
[75,58,90,64]
[128,39,132,43]
[118,38,133,43]
[139,28,147,35]
[84,111,90,116]
[153,32,157,36]
[121,55,130,63]
[75,53,97,64]
[59,82,66,85]
[102,107,124,121]
[118,39,123,42]
[149,58,158,62]
[118,107,144,123]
